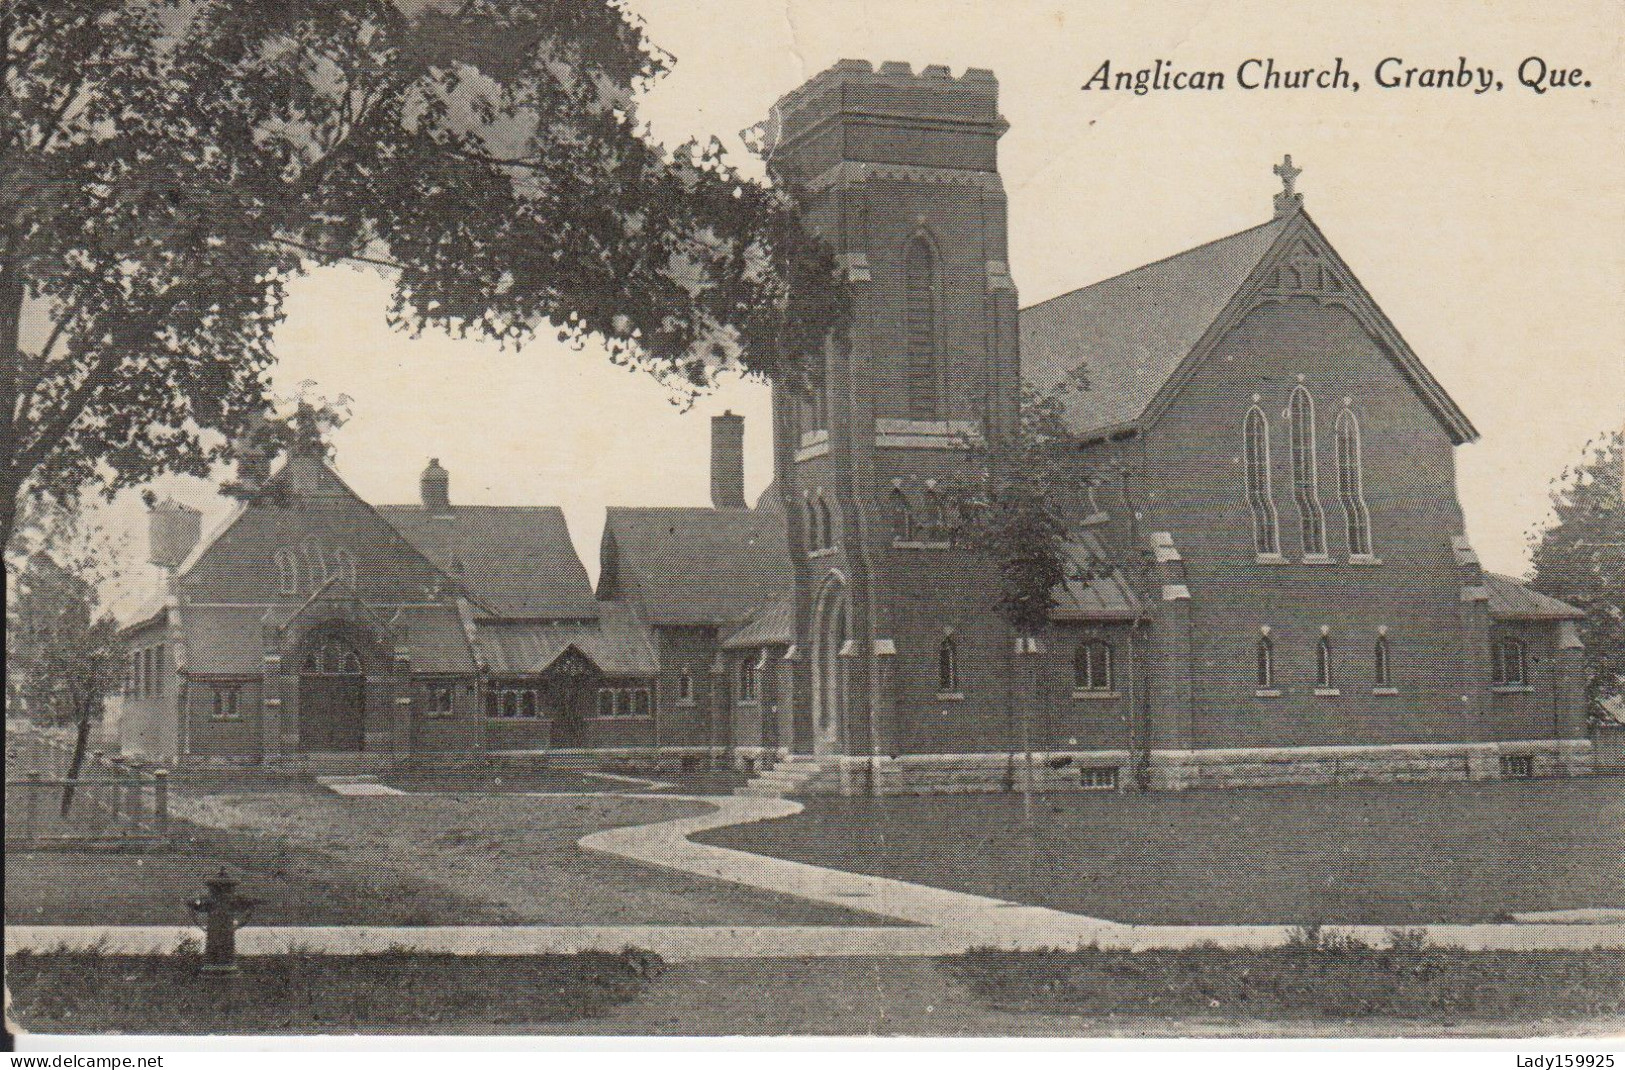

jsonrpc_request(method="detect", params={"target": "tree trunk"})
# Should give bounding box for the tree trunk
[58,707,92,817]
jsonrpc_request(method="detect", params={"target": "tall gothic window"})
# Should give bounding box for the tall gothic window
[904,237,939,420]
[1289,386,1327,556]
[889,487,913,542]
[819,496,838,549]
[1244,406,1281,555]
[1256,636,1276,689]
[937,636,959,694]
[1335,407,1373,556]
[801,498,818,552]
[274,548,299,595]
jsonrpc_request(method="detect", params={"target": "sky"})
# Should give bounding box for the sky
[92,0,1624,618]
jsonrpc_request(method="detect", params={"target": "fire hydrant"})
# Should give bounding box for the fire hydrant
[186,868,262,974]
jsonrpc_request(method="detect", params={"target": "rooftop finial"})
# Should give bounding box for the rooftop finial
[1273,154,1303,217]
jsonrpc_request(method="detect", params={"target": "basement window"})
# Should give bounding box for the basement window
[1500,754,1534,780]
[1078,766,1120,791]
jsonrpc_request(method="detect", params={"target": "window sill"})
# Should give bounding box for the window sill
[935,691,965,701]
[808,547,838,559]
[1072,689,1121,700]
[1255,553,1289,565]
[486,717,553,724]
[892,540,953,550]
[736,699,761,707]
[1301,554,1335,565]
[1491,684,1535,694]
[1371,687,1400,696]
[1314,687,1342,697]
[208,717,245,724]
[421,714,456,721]
[1254,688,1281,698]
[674,699,696,708]
[592,715,653,722]
[1348,554,1383,566]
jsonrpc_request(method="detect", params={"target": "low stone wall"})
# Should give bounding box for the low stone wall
[793,739,1595,795]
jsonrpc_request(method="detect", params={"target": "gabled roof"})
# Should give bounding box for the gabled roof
[598,506,790,627]
[1019,210,1477,444]
[176,602,476,675]
[1484,573,1586,621]
[377,504,598,620]
[472,602,658,677]
[1049,530,1142,622]
[722,591,795,649]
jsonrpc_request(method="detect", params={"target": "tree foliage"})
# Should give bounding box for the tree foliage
[6,498,124,728]
[2,0,843,542]
[943,373,1099,637]
[1528,430,1625,721]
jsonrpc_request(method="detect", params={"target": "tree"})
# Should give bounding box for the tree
[1528,430,1624,722]
[5,499,125,814]
[942,373,1101,821]
[2,0,842,544]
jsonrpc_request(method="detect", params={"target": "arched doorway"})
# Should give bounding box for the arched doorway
[809,573,851,757]
[298,625,367,752]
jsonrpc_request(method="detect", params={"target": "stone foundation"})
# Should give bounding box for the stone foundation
[795,739,1595,795]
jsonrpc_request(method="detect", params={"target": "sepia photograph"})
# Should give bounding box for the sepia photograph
[3,0,1622,1050]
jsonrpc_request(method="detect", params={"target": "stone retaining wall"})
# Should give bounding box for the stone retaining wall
[795,739,1595,795]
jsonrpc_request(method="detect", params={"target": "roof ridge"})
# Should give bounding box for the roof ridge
[1022,215,1285,313]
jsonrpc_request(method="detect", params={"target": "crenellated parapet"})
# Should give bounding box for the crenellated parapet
[751,59,1007,184]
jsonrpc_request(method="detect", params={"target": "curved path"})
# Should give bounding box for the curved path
[9,791,1625,958]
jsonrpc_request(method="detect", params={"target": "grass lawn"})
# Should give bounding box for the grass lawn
[945,944,1625,1024]
[156,789,883,927]
[7,949,658,1034]
[699,779,1625,925]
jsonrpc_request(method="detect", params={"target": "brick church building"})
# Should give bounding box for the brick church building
[119,60,1593,791]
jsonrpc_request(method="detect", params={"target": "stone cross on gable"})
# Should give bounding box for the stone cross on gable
[1273,154,1304,218]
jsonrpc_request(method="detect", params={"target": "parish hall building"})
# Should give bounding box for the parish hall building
[119,60,1594,793]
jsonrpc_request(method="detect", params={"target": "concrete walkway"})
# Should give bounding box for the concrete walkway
[10,791,1625,957]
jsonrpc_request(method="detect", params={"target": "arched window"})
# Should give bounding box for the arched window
[738,656,759,702]
[1074,640,1113,692]
[1335,407,1373,556]
[1289,386,1327,557]
[274,548,299,595]
[1256,636,1276,689]
[1374,634,1392,687]
[1316,635,1334,689]
[677,670,694,703]
[888,487,913,542]
[333,547,358,588]
[904,237,939,420]
[1492,638,1528,686]
[937,636,959,694]
[819,496,838,549]
[1244,406,1281,556]
[801,497,818,552]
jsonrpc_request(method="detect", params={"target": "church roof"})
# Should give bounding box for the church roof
[1020,210,1477,444]
[1023,218,1289,438]
[1484,573,1586,621]
[377,504,598,620]
[722,591,795,649]
[598,506,790,627]
[472,602,658,677]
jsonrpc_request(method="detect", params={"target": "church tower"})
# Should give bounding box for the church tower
[758,61,1021,783]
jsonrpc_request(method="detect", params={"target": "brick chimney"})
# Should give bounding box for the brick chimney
[711,412,746,509]
[148,498,202,572]
[420,458,451,513]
